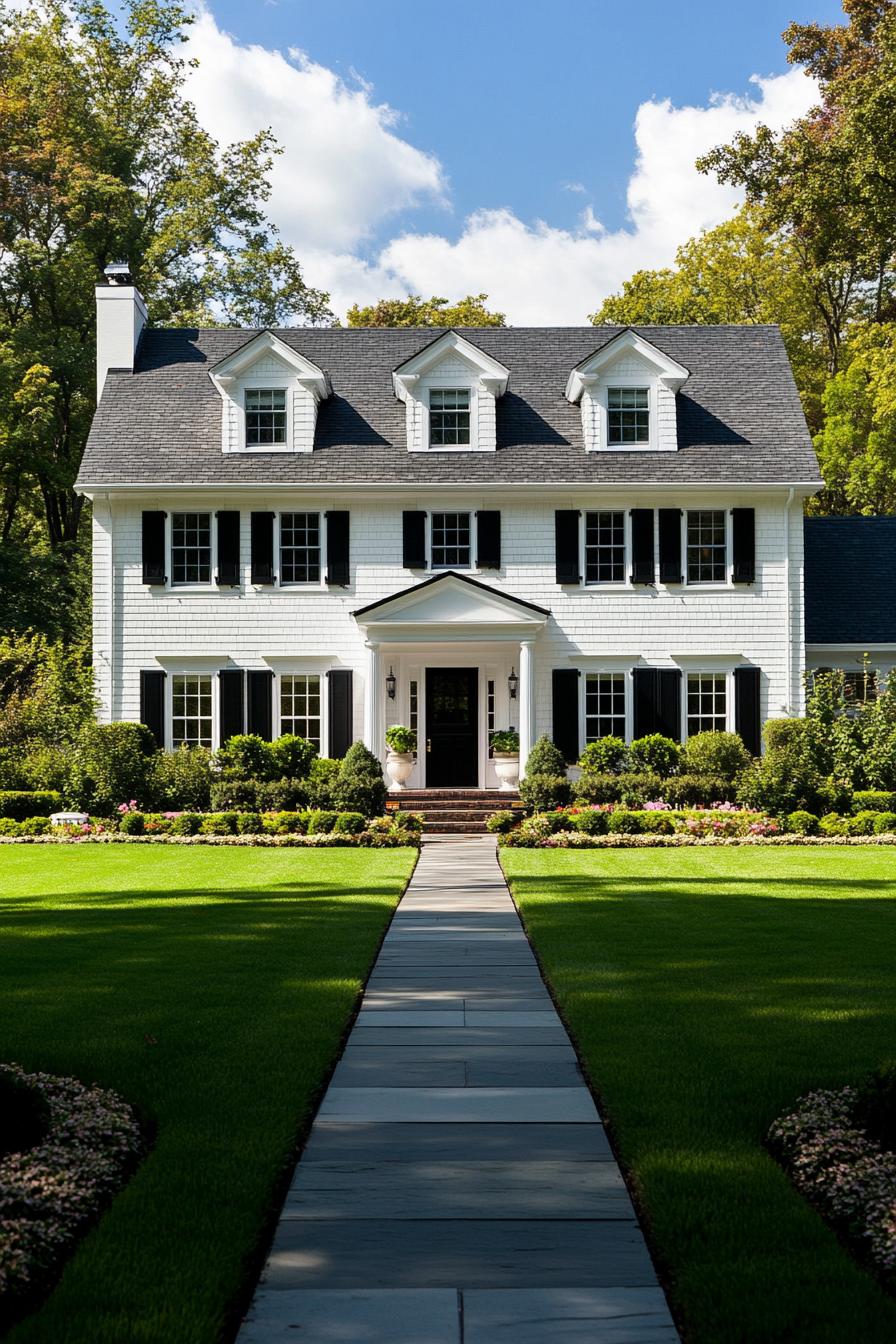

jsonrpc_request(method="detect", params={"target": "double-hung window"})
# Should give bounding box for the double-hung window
[172,674,213,747]
[585,673,627,741]
[431,512,471,568]
[429,389,470,446]
[171,512,211,586]
[280,512,321,584]
[246,389,287,447]
[280,674,322,749]
[687,673,727,736]
[844,670,877,707]
[585,511,625,584]
[686,510,727,583]
[607,388,649,445]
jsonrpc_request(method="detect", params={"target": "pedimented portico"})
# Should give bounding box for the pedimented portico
[353,572,549,786]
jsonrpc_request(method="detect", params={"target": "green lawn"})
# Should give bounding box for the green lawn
[0,845,416,1344]
[502,847,896,1344]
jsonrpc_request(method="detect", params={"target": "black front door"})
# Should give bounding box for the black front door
[426,668,478,787]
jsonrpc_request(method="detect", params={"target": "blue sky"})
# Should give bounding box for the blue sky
[186,1,843,321]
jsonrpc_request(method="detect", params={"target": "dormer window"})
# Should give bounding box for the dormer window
[607,387,649,446]
[430,389,471,447]
[245,389,287,447]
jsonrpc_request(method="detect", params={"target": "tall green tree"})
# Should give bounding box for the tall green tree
[0,0,331,576]
[813,323,896,514]
[346,293,505,328]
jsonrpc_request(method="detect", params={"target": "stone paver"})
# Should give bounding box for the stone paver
[238,836,677,1343]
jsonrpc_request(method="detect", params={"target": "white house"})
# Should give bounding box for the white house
[76,267,825,788]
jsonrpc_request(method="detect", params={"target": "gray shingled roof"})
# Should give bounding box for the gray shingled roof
[804,517,896,645]
[77,324,820,489]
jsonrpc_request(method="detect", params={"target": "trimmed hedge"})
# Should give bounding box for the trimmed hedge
[0,790,63,820]
[851,791,896,814]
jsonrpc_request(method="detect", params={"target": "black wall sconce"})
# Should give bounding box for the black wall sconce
[386,667,397,700]
[508,667,518,700]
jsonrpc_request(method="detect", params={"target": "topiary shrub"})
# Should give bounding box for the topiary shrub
[255,778,308,812]
[524,736,568,777]
[818,813,846,837]
[607,809,642,834]
[214,734,271,781]
[852,790,896,814]
[0,790,63,820]
[519,774,571,814]
[333,811,366,835]
[578,737,627,775]
[627,734,681,778]
[574,772,661,808]
[236,812,263,834]
[845,810,879,836]
[681,730,753,780]
[210,779,259,812]
[118,811,145,835]
[873,811,896,834]
[571,808,608,835]
[640,812,676,835]
[17,816,51,836]
[269,734,317,780]
[305,809,338,834]
[332,742,387,817]
[70,722,156,814]
[306,757,340,809]
[663,774,735,807]
[263,811,308,835]
[146,746,212,812]
[786,810,818,836]
[170,812,202,836]
[486,810,518,834]
[574,772,622,804]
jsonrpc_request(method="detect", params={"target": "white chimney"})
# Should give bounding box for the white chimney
[95,262,147,402]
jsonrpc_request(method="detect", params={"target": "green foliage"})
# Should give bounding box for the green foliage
[852,790,896,813]
[305,757,340,809]
[262,812,308,836]
[607,810,642,834]
[662,775,736,807]
[305,810,337,835]
[570,808,608,835]
[331,742,387,817]
[346,293,505,328]
[385,725,417,753]
[814,325,896,514]
[255,778,309,812]
[578,736,627,774]
[627,735,681,778]
[119,811,145,835]
[214,735,271,781]
[268,734,317,780]
[519,775,571,814]
[0,634,96,779]
[681,731,753,780]
[786,810,819,836]
[71,722,156,815]
[333,812,366,835]
[873,812,896,834]
[490,729,520,753]
[199,813,238,836]
[170,813,202,836]
[0,790,62,820]
[524,736,568,777]
[486,810,519,834]
[854,1060,896,1154]
[574,772,662,807]
[147,747,212,812]
[807,670,896,790]
[209,779,259,812]
[845,810,880,836]
[236,812,263,835]
[818,813,846,837]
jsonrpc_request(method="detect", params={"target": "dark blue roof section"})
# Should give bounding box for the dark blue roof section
[804,517,896,644]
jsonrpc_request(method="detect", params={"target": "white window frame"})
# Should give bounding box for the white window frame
[277,510,326,589]
[168,510,217,591]
[244,386,289,450]
[236,371,294,453]
[277,670,326,751]
[682,509,733,588]
[582,510,631,588]
[582,669,630,746]
[427,509,476,572]
[682,670,733,740]
[596,377,658,452]
[168,670,218,750]
[420,380,480,452]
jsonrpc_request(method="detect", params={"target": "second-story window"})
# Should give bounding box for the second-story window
[171,512,211,585]
[280,512,320,583]
[607,388,649,445]
[431,512,471,568]
[687,510,727,583]
[585,511,625,584]
[246,389,287,447]
[430,389,471,446]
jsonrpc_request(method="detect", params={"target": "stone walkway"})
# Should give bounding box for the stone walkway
[238,836,677,1343]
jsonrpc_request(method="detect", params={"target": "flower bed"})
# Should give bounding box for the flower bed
[769,1081,896,1282]
[0,810,422,847]
[0,1064,143,1316]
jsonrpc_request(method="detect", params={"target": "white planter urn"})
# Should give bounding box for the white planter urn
[493,752,521,792]
[385,750,416,792]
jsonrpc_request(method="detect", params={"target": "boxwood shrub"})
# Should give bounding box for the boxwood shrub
[786,810,818,836]
[851,790,896,814]
[0,790,64,820]
[662,774,737,807]
[874,812,896,834]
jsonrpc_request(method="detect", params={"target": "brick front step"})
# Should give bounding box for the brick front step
[423,820,494,834]
[386,789,522,834]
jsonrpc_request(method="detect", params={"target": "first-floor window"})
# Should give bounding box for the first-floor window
[686,510,727,583]
[843,670,877,706]
[431,512,471,568]
[280,512,321,584]
[171,512,211,585]
[280,674,322,749]
[172,674,213,747]
[585,672,626,741]
[585,511,625,584]
[687,673,727,736]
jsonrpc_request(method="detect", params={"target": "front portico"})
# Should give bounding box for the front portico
[353,572,549,787]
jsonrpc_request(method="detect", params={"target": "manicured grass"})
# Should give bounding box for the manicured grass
[502,847,896,1344]
[0,845,416,1344]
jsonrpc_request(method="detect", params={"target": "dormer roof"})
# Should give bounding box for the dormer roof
[392,330,510,401]
[208,329,332,402]
[565,328,690,404]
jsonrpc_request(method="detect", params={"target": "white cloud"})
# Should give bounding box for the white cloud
[185,9,817,323]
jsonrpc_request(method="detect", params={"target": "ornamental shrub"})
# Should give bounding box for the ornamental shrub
[210,779,259,812]
[852,790,896,813]
[845,810,879,836]
[70,721,156,814]
[574,772,661,807]
[519,774,571,814]
[268,733,317,780]
[524,736,568,777]
[214,734,270,781]
[255,778,309,812]
[786,810,818,836]
[818,813,846,836]
[385,725,417,754]
[574,772,622,804]
[570,808,608,835]
[627,734,681,778]
[639,812,676,835]
[681,730,752,780]
[578,737,627,775]
[303,810,336,834]
[146,746,212,812]
[332,742,387,817]
[737,743,827,817]
[236,812,264,834]
[486,809,519,834]
[334,811,366,835]
[663,774,735,807]
[0,790,63,820]
[873,812,896,834]
[607,809,642,834]
[306,757,340,809]
[118,811,145,835]
[263,811,308,835]
[170,812,202,836]
[17,816,51,836]
[391,811,424,833]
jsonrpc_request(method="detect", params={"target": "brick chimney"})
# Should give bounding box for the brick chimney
[95,262,147,402]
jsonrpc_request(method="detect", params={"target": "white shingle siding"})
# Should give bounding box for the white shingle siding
[580,352,678,452]
[403,354,498,453]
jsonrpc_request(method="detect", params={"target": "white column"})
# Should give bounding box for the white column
[519,639,536,776]
[363,640,382,756]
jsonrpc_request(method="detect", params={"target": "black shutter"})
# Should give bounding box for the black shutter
[139,670,166,748]
[735,665,761,756]
[555,510,581,584]
[246,670,273,741]
[328,669,353,758]
[658,509,682,585]
[476,511,501,569]
[216,511,240,586]
[326,511,350,586]
[552,669,580,764]
[142,511,166,585]
[402,511,426,569]
[732,508,755,583]
[250,512,275,584]
[219,669,244,744]
[630,509,655,584]
[632,667,682,741]
[632,669,656,739]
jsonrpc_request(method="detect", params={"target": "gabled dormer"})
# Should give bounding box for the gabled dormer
[565,329,689,453]
[208,331,331,455]
[392,331,510,453]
